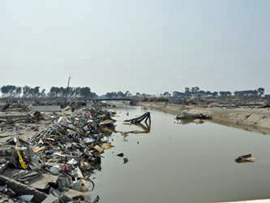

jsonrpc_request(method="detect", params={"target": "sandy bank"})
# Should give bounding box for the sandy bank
[140,102,270,135]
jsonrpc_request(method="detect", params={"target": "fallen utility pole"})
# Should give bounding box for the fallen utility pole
[65,76,71,105]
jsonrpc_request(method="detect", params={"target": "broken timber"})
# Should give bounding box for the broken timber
[0,174,47,202]
[124,112,151,124]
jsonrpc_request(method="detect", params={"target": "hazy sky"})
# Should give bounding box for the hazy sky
[0,0,270,94]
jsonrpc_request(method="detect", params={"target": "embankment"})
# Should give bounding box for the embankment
[140,102,270,134]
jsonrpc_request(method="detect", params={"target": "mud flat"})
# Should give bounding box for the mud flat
[140,102,270,135]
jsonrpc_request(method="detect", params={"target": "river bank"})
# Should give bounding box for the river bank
[140,102,270,135]
[94,105,270,202]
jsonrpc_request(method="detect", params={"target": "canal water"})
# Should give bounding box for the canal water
[92,106,270,203]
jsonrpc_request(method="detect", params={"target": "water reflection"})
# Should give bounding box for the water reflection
[176,118,205,125]
[116,121,151,137]
[94,106,270,203]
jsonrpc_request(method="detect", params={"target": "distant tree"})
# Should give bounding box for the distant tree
[65,87,73,97]
[105,92,113,98]
[258,88,265,96]
[59,87,64,97]
[89,92,97,99]
[124,91,132,97]
[198,90,206,94]
[234,90,258,97]
[41,89,46,97]
[23,86,31,97]
[49,87,58,97]
[191,87,200,93]
[28,87,35,97]
[219,91,232,97]
[205,91,212,97]
[185,87,191,96]
[16,87,22,97]
[189,87,200,99]
[213,92,218,97]
[80,87,91,98]
[105,91,125,98]
[1,85,16,97]
[34,86,40,97]
[1,85,97,98]
[117,91,124,98]
[1,86,9,97]
[75,87,81,97]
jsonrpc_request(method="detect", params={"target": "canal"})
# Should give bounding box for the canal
[92,105,270,203]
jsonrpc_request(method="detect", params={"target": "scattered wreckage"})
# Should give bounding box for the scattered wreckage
[0,103,116,202]
[176,112,211,124]
[124,112,151,124]
[120,112,151,136]
[235,154,256,163]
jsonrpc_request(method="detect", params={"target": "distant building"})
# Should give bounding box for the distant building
[163,92,171,98]
[172,91,185,98]
[234,90,259,97]
[219,91,232,97]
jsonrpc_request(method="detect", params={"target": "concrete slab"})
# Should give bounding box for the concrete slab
[31,106,61,112]
[29,173,58,190]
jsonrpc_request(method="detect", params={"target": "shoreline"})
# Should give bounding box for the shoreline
[140,102,270,135]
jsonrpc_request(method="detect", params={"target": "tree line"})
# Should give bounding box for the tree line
[0,85,97,99]
[102,91,132,98]
[166,87,265,98]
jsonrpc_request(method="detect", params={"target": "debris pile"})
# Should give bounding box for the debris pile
[176,112,211,124]
[0,104,116,202]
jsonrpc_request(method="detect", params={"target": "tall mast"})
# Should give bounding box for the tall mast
[65,76,71,103]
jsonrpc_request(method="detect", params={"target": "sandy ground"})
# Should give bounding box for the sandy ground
[220,200,270,203]
[140,102,270,135]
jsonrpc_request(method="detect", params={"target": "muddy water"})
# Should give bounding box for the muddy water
[92,106,270,203]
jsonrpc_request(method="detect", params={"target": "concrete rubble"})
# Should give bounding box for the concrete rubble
[0,102,116,202]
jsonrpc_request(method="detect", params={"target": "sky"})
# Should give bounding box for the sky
[0,0,270,95]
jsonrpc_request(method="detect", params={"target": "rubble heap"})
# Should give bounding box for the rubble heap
[0,104,116,203]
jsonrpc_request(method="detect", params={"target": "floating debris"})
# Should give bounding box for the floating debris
[117,153,124,157]
[124,112,151,124]
[176,112,211,124]
[235,154,256,163]
[123,158,129,164]
[176,112,211,121]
